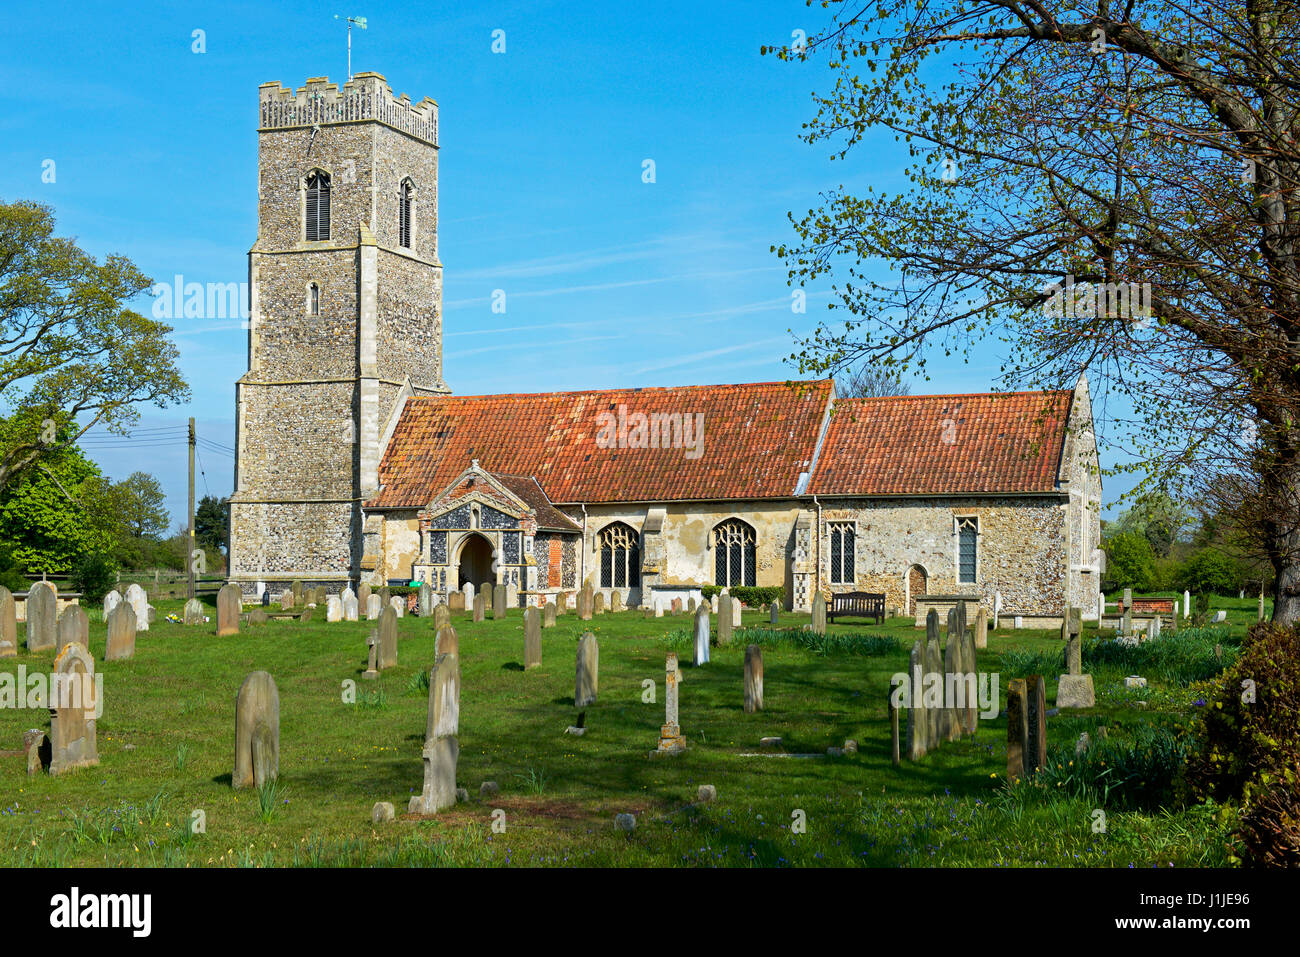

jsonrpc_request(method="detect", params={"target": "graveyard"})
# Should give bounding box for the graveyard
[0,590,1251,867]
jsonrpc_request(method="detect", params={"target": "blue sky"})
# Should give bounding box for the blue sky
[0,0,1135,527]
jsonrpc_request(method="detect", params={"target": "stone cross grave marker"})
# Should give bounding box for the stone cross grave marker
[656,653,686,753]
[413,653,460,814]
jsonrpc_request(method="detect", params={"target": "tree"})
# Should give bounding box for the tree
[771,5,1300,623]
[1107,491,1192,557]
[1104,531,1157,593]
[195,495,229,553]
[1179,547,1242,596]
[835,365,912,398]
[0,200,189,490]
[109,471,170,568]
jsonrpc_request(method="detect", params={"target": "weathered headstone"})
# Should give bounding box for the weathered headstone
[298,607,314,623]
[524,607,541,669]
[434,603,451,631]
[943,630,962,743]
[890,689,901,766]
[125,582,149,632]
[732,597,742,628]
[378,586,390,606]
[961,628,979,735]
[102,589,122,619]
[1183,588,1191,620]
[389,595,406,618]
[232,671,279,789]
[556,591,569,614]
[413,653,460,814]
[595,592,606,615]
[611,590,624,613]
[924,632,942,752]
[342,585,357,607]
[0,586,15,658]
[217,583,242,636]
[326,595,343,622]
[436,624,459,658]
[744,644,763,713]
[378,607,398,669]
[906,640,927,761]
[578,581,593,621]
[1025,675,1047,774]
[58,603,89,650]
[448,590,465,612]
[358,582,371,610]
[291,580,304,606]
[105,603,137,661]
[543,600,557,628]
[687,596,696,614]
[769,598,781,625]
[811,591,827,635]
[493,582,507,619]
[178,596,202,626]
[575,632,599,707]
[473,592,486,622]
[362,635,379,680]
[49,643,99,775]
[1006,678,1028,780]
[656,653,686,753]
[693,603,710,666]
[26,580,58,651]
[314,585,328,607]
[366,594,382,620]
[717,592,734,646]
[974,606,988,650]
[461,582,474,609]
[419,582,434,617]
[343,594,359,622]
[1122,587,1133,634]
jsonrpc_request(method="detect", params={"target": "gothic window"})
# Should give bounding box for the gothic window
[307,282,320,315]
[957,517,979,584]
[713,518,756,588]
[398,180,414,248]
[829,522,855,584]
[599,523,640,589]
[305,170,331,241]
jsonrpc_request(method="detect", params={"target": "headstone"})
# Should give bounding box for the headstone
[744,644,763,713]
[889,688,900,766]
[687,596,696,614]
[1122,588,1133,633]
[362,635,379,680]
[974,606,988,650]
[493,582,507,619]
[1259,587,1266,621]
[436,624,459,658]
[769,598,781,625]
[180,597,202,626]
[575,632,599,707]
[372,802,395,824]
[943,631,962,743]
[961,629,979,735]
[524,607,541,669]
[326,595,343,622]
[217,583,242,637]
[105,603,136,661]
[578,582,594,621]
[366,594,382,620]
[811,591,827,635]
[49,643,99,775]
[668,597,679,615]
[717,592,734,646]
[378,586,390,606]
[233,671,278,789]
[0,586,15,658]
[448,590,465,612]
[543,600,557,628]
[413,652,460,814]
[298,607,314,622]
[102,589,122,619]
[697,785,717,803]
[462,583,474,609]
[291,580,304,606]
[26,580,58,651]
[906,640,927,760]
[358,582,371,610]
[434,603,451,631]
[419,582,434,617]
[1025,675,1047,774]
[557,591,569,614]
[656,653,687,753]
[924,634,942,752]
[55,604,87,650]
[1006,678,1027,780]
[249,608,268,625]
[1211,609,1227,623]
[125,583,149,633]
[711,595,719,614]
[693,603,710,666]
[343,594,359,622]
[731,596,741,626]
[378,607,398,669]
[611,591,624,613]
[315,586,328,607]
[1183,589,1191,619]
[473,593,486,622]
[341,585,356,607]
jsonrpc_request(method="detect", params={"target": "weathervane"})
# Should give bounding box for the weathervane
[334,15,367,80]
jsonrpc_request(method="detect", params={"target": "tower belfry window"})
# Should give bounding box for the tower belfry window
[308,282,320,315]
[305,170,331,241]
[398,180,413,248]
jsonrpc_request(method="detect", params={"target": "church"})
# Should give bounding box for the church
[228,74,1103,624]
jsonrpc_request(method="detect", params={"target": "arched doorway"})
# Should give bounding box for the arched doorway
[907,564,928,616]
[457,534,495,591]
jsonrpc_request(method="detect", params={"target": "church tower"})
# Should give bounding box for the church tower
[228,74,448,597]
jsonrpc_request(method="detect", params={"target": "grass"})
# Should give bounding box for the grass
[0,595,1251,867]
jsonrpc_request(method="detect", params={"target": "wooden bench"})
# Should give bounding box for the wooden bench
[828,591,885,625]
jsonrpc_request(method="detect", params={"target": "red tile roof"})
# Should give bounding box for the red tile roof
[368,380,834,508]
[806,390,1072,496]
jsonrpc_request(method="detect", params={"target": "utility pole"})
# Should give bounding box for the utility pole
[188,417,196,602]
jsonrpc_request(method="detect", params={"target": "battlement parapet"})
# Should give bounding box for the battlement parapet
[258,73,437,145]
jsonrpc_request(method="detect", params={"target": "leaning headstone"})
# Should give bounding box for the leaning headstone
[744,644,763,713]
[575,632,599,707]
[343,594,359,622]
[1006,678,1028,780]
[656,654,686,753]
[524,607,541,669]
[769,598,781,625]
[436,624,459,658]
[102,589,122,619]
[611,591,624,613]
[217,583,242,637]
[413,653,460,814]
[105,603,137,661]
[974,606,988,650]
[473,593,486,623]
[299,607,314,623]
[419,582,434,617]
[232,671,279,789]
[811,591,827,635]
[326,595,343,622]
[493,582,507,619]
[1025,675,1047,774]
[125,583,149,632]
[49,643,99,775]
[366,594,382,620]
[378,607,398,669]
[717,593,734,647]
[542,600,556,628]
[26,580,58,651]
[693,603,710,666]
[0,586,15,658]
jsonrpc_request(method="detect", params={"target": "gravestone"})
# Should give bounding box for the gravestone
[291,580,304,606]
[595,592,606,615]
[413,653,459,814]
[0,586,15,658]
[711,595,719,614]
[57,604,89,650]
[744,644,763,713]
[366,594,382,620]
[769,598,781,625]
[378,607,398,669]
[732,597,742,628]
[811,591,827,635]
[687,596,696,614]
[924,633,942,752]
[102,589,122,619]
[341,585,357,608]
[1025,675,1047,774]
[974,606,988,650]
[473,593,486,623]
[556,591,569,615]
[669,596,680,615]
[1183,589,1191,620]
[436,624,459,658]
[543,600,557,628]
[961,629,979,735]
[389,595,406,618]
[326,595,343,622]
[656,654,686,753]
[249,608,268,625]
[578,582,593,621]
[105,603,136,661]
[506,581,518,609]
[343,594,359,622]
[298,607,314,622]
[26,580,58,651]
[575,632,599,707]
[449,590,465,612]
[1056,605,1095,708]
[1122,587,1133,634]
[907,640,927,761]
[434,603,451,631]
[943,631,962,743]
[49,643,99,775]
[358,582,372,610]
[363,635,379,680]
[462,583,474,609]
[314,586,328,607]
[524,607,541,668]
[419,582,434,617]
[232,671,279,790]
[279,591,293,611]
[125,583,149,632]
[493,582,507,619]
[611,591,624,613]
[1006,678,1028,780]
[378,586,390,606]
[717,592,734,647]
[693,603,710,666]
[890,689,901,766]
[217,583,242,637]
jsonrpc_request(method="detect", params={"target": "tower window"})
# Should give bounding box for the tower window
[599,522,640,589]
[305,170,331,241]
[307,282,320,315]
[713,518,756,588]
[398,180,414,248]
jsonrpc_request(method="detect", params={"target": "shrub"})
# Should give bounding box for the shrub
[0,542,26,593]
[1179,548,1241,597]
[699,585,784,606]
[70,552,117,604]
